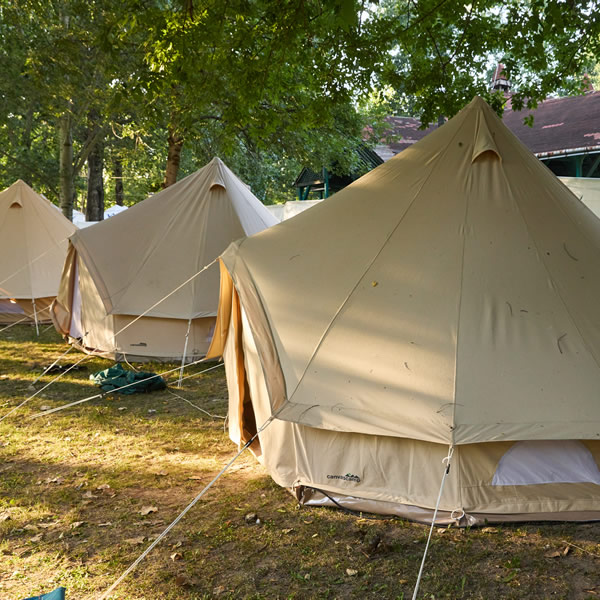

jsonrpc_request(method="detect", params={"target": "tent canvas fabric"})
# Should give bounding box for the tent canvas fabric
[51,158,277,361]
[266,199,323,222]
[207,97,600,523]
[559,177,600,219]
[0,180,76,324]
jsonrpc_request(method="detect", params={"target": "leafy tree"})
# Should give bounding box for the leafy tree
[119,0,376,186]
[370,0,600,125]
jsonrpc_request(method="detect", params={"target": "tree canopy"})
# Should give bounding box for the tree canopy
[0,0,599,216]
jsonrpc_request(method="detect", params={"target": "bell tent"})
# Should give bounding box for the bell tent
[207,97,600,524]
[51,158,277,361]
[0,180,76,325]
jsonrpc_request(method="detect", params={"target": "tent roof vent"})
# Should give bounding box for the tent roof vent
[472,110,501,163]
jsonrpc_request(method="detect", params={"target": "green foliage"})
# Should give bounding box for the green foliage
[2,0,600,205]
[370,0,600,124]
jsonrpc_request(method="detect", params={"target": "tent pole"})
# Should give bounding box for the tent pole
[178,318,193,388]
[31,298,40,336]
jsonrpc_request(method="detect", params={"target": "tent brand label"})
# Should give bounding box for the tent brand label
[327,473,361,483]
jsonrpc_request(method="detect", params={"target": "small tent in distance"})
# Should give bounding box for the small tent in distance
[559,177,600,219]
[266,199,322,222]
[51,158,277,361]
[208,97,600,524]
[0,180,76,325]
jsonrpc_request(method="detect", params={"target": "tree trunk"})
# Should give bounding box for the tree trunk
[59,114,74,221]
[86,135,104,221]
[113,156,124,205]
[163,130,184,188]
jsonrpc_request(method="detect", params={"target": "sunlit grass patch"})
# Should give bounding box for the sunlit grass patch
[1,326,599,600]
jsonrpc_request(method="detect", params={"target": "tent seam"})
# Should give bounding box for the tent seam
[286,120,467,406]
[450,154,474,447]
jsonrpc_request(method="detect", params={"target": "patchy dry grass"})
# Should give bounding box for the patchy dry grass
[0,325,599,600]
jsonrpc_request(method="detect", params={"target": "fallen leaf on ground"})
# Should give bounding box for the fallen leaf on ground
[125,536,146,545]
[170,551,183,561]
[83,491,96,499]
[23,524,38,532]
[96,484,111,490]
[0,513,11,522]
[30,534,43,543]
[70,521,85,529]
[281,528,294,534]
[97,522,112,527]
[346,568,358,576]
[175,574,191,586]
[139,506,158,516]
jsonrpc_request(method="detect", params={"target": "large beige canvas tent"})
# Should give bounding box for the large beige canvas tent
[51,158,277,361]
[208,97,600,524]
[0,180,76,325]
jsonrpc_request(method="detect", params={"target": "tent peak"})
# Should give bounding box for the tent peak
[471,105,502,163]
[208,157,227,191]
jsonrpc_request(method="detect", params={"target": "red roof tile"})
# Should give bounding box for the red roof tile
[502,91,600,156]
[377,92,600,160]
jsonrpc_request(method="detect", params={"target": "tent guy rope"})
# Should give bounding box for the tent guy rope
[97,412,278,600]
[0,352,94,423]
[30,344,75,386]
[1,257,219,421]
[0,304,51,333]
[27,360,223,420]
[108,257,218,341]
[0,234,72,291]
[166,378,226,420]
[411,445,455,600]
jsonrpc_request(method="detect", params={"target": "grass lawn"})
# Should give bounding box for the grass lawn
[0,325,599,600]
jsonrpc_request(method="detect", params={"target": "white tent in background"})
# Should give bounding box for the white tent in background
[104,204,128,218]
[266,199,322,222]
[207,98,600,524]
[560,177,600,219]
[0,180,76,325]
[51,158,278,361]
[71,209,98,229]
